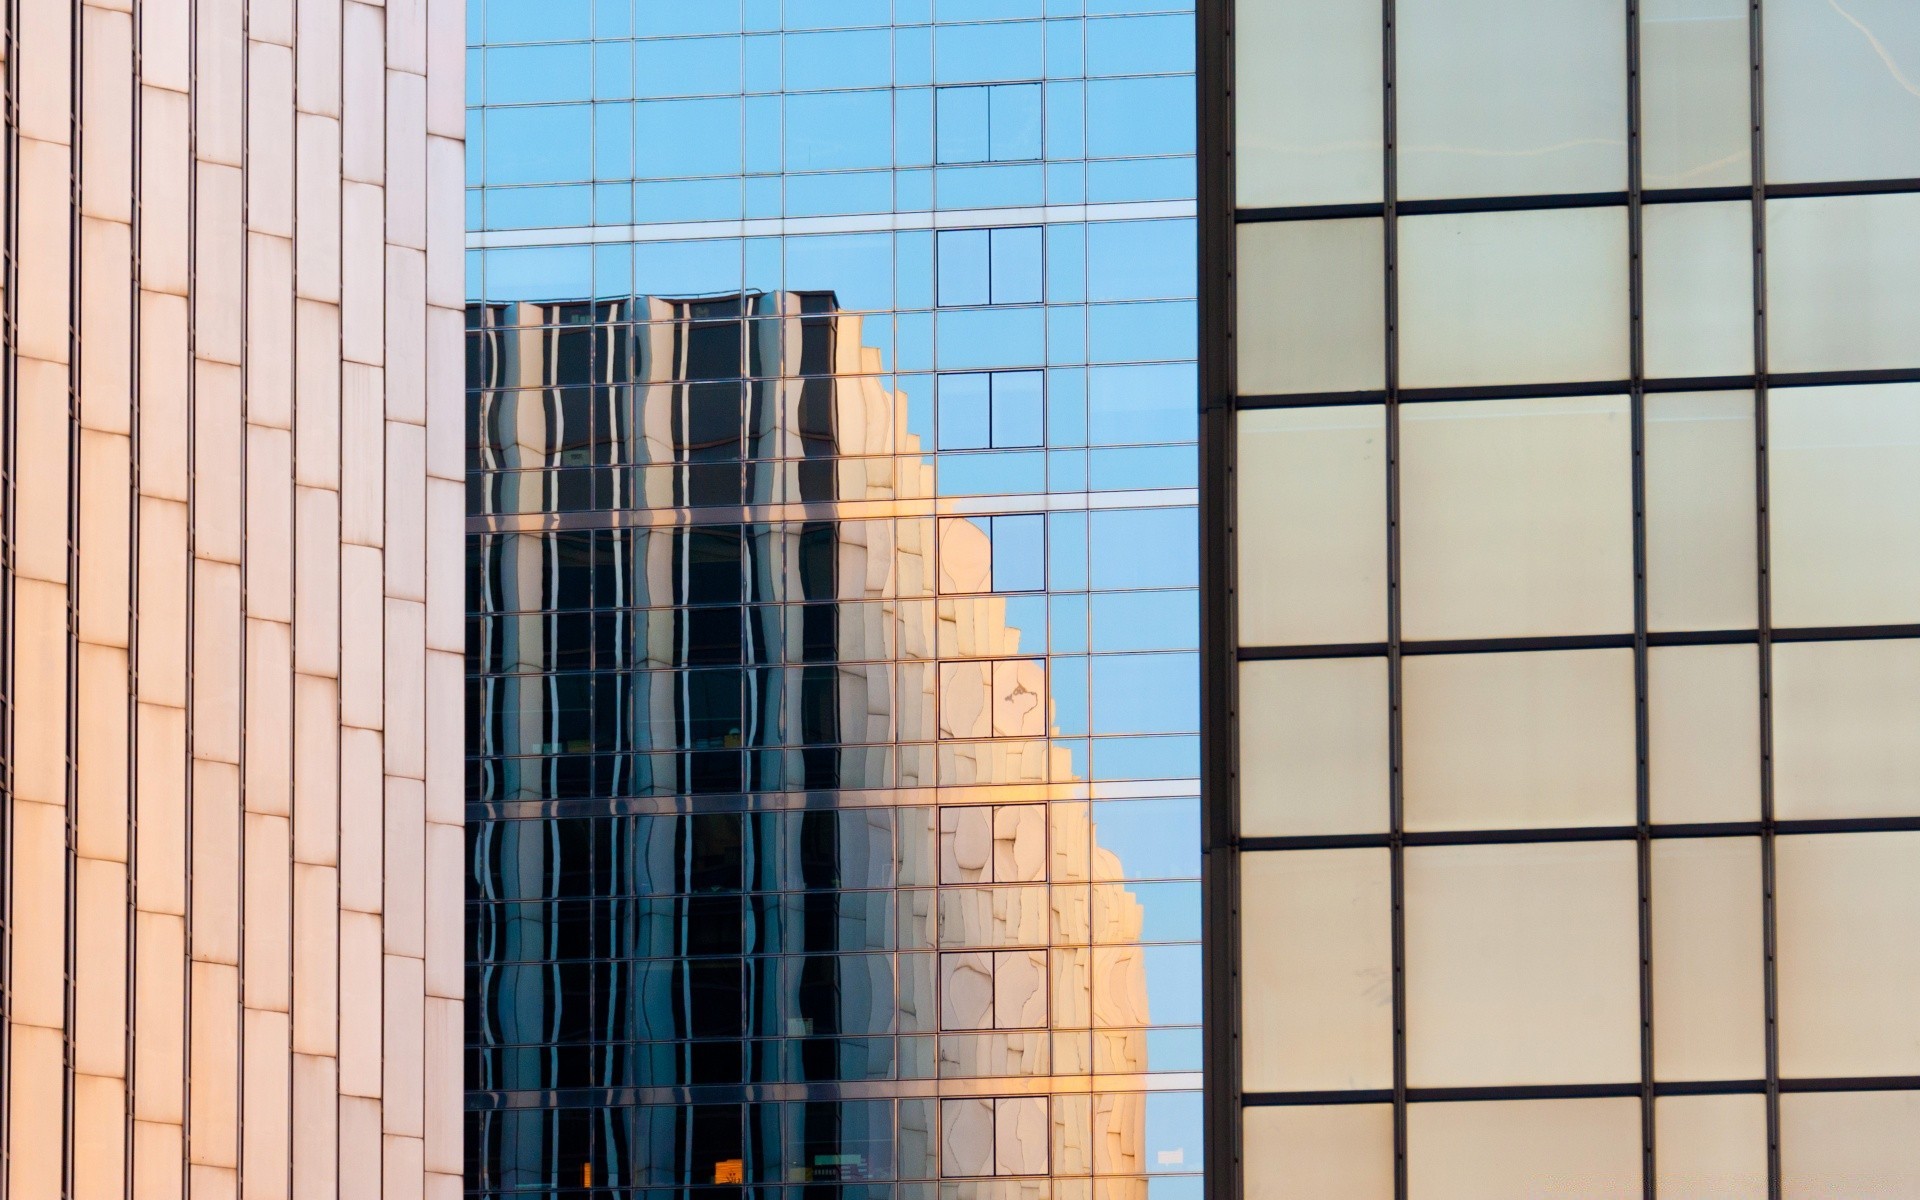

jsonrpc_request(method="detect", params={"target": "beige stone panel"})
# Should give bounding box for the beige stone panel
[340,1096,383,1197]
[389,0,427,73]
[252,0,295,46]
[294,300,342,487]
[291,1054,340,1200]
[241,1009,293,1200]
[248,428,295,624]
[339,727,385,912]
[423,304,462,479]
[133,912,188,1124]
[244,813,294,1012]
[294,117,343,303]
[135,702,189,917]
[248,40,296,238]
[17,0,74,140]
[386,250,427,427]
[424,650,462,825]
[139,88,192,296]
[138,293,191,500]
[384,1134,426,1200]
[192,759,242,966]
[16,138,73,364]
[423,996,462,1174]
[339,545,386,729]
[75,642,131,861]
[341,362,386,545]
[80,217,135,428]
[385,776,426,958]
[12,581,68,812]
[386,420,427,600]
[339,910,385,1097]
[384,954,426,1137]
[142,0,190,93]
[425,0,464,137]
[73,1072,130,1200]
[73,855,130,1076]
[15,358,73,585]
[10,799,69,1028]
[292,864,340,1054]
[386,74,428,251]
[78,428,133,645]
[341,183,386,365]
[195,0,244,164]
[294,487,342,676]
[137,498,190,706]
[426,1172,460,1200]
[134,1120,186,1200]
[6,1025,66,1196]
[192,560,243,763]
[190,1165,238,1200]
[194,360,244,564]
[188,960,240,1167]
[194,163,245,364]
[424,479,461,648]
[295,0,343,118]
[424,821,462,998]
[385,600,427,778]
[80,6,135,220]
[341,2,386,183]
[246,234,296,431]
[425,140,462,310]
[245,624,295,818]
[292,674,341,866]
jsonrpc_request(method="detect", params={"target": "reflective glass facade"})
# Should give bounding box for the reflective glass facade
[464,3,1203,1196]
[1209,1,1920,1197]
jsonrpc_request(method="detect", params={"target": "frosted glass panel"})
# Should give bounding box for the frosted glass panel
[1239,658,1389,838]
[1767,195,1920,374]
[1642,0,1752,187]
[1648,643,1762,825]
[1236,219,1384,395]
[1772,639,1920,821]
[1643,201,1754,378]
[1781,1091,1920,1200]
[1651,837,1765,1080]
[1407,1098,1641,1200]
[1399,208,1630,388]
[1645,391,1758,631]
[1656,1094,1769,1200]
[1764,0,1920,184]
[1234,0,1383,206]
[1244,1105,1394,1200]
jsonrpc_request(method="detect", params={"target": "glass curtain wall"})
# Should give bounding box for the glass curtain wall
[463,2,1204,1197]
[1211,0,1920,1197]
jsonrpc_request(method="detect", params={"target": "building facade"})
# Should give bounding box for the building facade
[0,1,465,1198]
[1206,1,1920,1197]
[464,4,1205,1197]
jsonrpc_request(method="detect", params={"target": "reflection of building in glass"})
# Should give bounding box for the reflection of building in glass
[464,292,1169,1192]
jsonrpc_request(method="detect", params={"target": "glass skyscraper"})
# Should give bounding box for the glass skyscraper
[462,2,1204,1195]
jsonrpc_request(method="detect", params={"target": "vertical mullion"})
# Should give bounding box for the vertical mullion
[1381,2,1405,1198]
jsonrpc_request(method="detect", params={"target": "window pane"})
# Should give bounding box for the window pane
[1767,194,1920,374]
[1643,201,1754,378]
[1645,392,1758,631]
[1401,396,1634,640]
[1404,842,1640,1087]
[1234,0,1383,207]
[1403,648,1636,832]
[1775,831,1920,1077]
[1655,1094,1768,1199]
[1239,658,1389,838]
[1649,643,1761,824]
[1651,837,1765,1080]
[1769,384,1920,627]
[1773,639,1920,821]
[1642,0,1752,187]
[1407,1098,1641,1200]
[1235,406,1387,645]
[1244,1104,1394,1200]
[1398,208,1630,388]
[1239,848,1393,1092]
[1764,0,1920,184]
[1235,218,1385,395]
[1780,1092,1920,1199]
[1396,0,1627,199]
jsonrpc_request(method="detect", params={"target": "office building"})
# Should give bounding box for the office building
[1205,1,1920,1197]
[0,1,465,1197]
[464,3,1205,1196]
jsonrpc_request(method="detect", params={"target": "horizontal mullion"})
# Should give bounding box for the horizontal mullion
[1243,624,1920,663]
[1244,1075,1920,1107]
[1238,815,1920,852]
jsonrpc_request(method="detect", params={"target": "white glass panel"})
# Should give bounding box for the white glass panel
[1236,406,1387,645]
[1400,395,1634,639]
[1769,384,1920,627]
[1407,1097,1641,1200]
[1235,219,1384,395]
[1645,391,1758,631]
[1234,0,1383,207]
[1656,1094,1769,1199]
[1239,658,1388,838]
[1244,1104,1394,1200]
[1399,208,1630,388]
[1764,0,1920,184]
[1781,1091,1920,1199]
[1240,848,1393,1092]
[1775,831,1920,1077]
[1767,195,1920,374]
[1642,0,1752,187]
[1643,202,1754,378]
[1773,639,1920,821]
[1404,841,1641,1087]
[1402,648,1636,832]
[1648,643,1761,824]
[1396,0,1627,198]
[1651,837,1765,1080]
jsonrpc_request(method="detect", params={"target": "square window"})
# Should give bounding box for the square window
[1238,657,1389,838]
[990,370,1044,447]
[939,372,992,449]
[989,514,1045,592]
[1767,194,1920,373]
[937,85,990,164]
[1234,0,1383,207]
[1772,638,1920,821]
[989,83,1044,161]
[1235,217,1385,395]
[938,228,990,306]
[1764,0,1920,184]
[989,226,1044,304]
